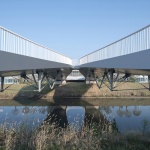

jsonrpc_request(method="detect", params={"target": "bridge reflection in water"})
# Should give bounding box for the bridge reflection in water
[0,104,150,133]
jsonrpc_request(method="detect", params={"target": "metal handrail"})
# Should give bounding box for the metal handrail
[79,25,150,65]
[0,26,72,65]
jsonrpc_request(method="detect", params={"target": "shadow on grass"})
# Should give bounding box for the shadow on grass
[13,82,93,106]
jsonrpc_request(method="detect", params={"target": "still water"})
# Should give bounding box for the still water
[0,101,150,133]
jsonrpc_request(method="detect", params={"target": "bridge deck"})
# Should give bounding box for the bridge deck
[0,26,72,77]
[79,25,150,77]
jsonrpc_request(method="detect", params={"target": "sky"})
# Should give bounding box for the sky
[0,0,150,59]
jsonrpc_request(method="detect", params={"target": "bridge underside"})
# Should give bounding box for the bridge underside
[0,50,72,92]
[79,49,150,91]
[79,48,150,78]
[1,48,150,92]
[0,50,72,78]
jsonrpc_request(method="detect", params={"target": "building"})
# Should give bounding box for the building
[135,75,148,83]
[66,70,85,81]
[0,77,19,84]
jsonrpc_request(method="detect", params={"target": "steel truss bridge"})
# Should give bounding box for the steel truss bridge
[0,25,150,92]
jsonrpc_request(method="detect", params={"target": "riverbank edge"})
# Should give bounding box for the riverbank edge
[1,96,150,100]
[0,97,150,107]
[18,96,150,99]
[0,82,150,101]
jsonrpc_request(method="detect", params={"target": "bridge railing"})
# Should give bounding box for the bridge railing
[80,25,150,65]
[0,27,72,65]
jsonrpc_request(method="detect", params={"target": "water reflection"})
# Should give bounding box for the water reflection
[133,106,142,116]
[0,105,150,133]
[0,106,49,128]
[100,106,150,132]
[66,106,85,130]
[117,107,124,117]
[116,106,142,117]
[44,106,68,128]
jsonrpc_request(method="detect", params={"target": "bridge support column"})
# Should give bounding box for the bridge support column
[46,75,55,89]
[113,73,119,88]
[148,76,150,91]
[38,71,42,92]
[109,70,114,91]
[94,69,115,91]
[99,73,107,89]
[94,72,107,89]
[0,77,4,92]
[32,71,37,86]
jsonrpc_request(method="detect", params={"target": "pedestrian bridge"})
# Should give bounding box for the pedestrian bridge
[0,26,72,75]
[79,25,150,90]
[0,25,150,91]
[0,26,72,91]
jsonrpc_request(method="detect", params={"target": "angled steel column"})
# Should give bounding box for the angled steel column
[99,73,106,89]
[32,71,37,86]
[41,74,45,84]
[46,76,55,89]
[94,71,107,89]
[113,73,119,88]
[109,69,114,91]
[38,71,42,92]
[0,77,4,92]
[148,76,150,91]
[114,73,119,82]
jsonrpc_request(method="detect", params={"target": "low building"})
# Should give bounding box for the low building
[66,70,85,81]
[135,75,148,83]
[0,77,19,84]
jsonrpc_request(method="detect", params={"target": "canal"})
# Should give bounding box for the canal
[0,98,150,133]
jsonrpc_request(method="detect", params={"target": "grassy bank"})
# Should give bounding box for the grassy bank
[0,121,150,150]
[0,82,150,100]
